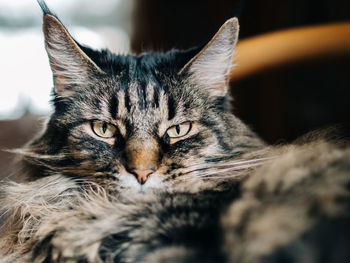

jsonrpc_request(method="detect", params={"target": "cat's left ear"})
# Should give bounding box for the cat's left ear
[42,13,105,96]
[179,18,239,97]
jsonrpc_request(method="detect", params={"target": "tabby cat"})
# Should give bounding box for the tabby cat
[0,1,349,263]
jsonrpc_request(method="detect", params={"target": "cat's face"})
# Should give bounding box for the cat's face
[23,8,264,193]
[55,64,223,192]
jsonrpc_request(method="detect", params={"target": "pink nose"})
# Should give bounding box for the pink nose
[131,169,154,185]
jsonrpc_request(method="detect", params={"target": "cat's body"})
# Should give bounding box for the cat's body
[0,2,349,263]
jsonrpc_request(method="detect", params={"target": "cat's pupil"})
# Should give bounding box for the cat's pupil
[102,122,107,133]
[175,125,181,134]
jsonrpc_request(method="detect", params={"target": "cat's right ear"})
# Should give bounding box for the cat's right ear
[39,2,105,96]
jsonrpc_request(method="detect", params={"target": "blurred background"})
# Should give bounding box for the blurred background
[0,0,349,179]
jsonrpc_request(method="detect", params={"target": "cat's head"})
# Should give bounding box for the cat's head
[21,2,264,193]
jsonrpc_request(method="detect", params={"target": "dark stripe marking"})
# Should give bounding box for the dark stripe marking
[109,95,118,119]
[168,96,177,120]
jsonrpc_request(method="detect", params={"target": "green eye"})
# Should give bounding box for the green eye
[91,121,117,138]
[166,122,191,138]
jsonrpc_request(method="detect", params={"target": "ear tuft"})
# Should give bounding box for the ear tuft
[180,18,239,97]
[37,0,55,16]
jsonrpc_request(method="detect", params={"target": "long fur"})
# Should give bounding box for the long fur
[1,141,350,262]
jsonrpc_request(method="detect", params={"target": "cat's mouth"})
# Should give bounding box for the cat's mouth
[118,173,164,193]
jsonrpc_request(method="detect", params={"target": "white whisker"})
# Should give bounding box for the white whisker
[181,157,275,175]
[195,162,265,178]
[198,174,241,180]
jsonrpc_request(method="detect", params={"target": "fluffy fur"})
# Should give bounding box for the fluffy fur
[0,2,349,263]
[1,142,349,262]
